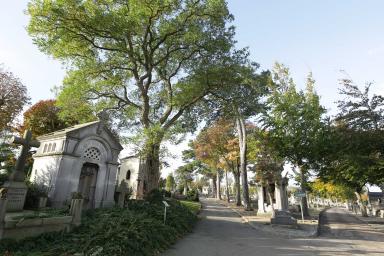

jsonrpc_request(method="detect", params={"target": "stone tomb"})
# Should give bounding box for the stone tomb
[30,120,122,208]
[117,156,145,199]
[270,210,297,226]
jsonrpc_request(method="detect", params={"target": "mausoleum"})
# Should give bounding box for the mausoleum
[30,119,122,209]
[117,156,144,199]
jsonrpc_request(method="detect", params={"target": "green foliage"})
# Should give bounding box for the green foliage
[318,80,384,190]
[186,188,199,202]
[165,174,176,192]
[264,63,327,168]
[24,182,50,209]
[0,200,197,256]
[144,189,171,203]
[309,179,355,201]
[179,200,201,215]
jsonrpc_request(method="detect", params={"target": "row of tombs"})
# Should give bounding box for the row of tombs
[6,119,144,213]
[2,117,292,217]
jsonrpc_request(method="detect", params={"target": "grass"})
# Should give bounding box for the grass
[180,200,201,215]
[11,208,69,220]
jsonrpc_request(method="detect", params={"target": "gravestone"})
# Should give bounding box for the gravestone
[270,210,297,226]
[116,180,130,207]
[3,130,40,212]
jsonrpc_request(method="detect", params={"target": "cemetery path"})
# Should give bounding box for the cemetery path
[320,207,384,241]
[162,199,384,256]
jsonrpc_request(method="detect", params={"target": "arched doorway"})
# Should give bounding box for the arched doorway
[78,162,99,209]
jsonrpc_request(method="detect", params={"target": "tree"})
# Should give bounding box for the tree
[309,179,355,202]
[28,0,236,193]
[194,119,236,200]
[200,54,270,210]
[165,173,175,192]
[0,66,30,131]
[264,63,326,216]
[248,129,285,216]
[175,162,196,195]
[318,79,384,216]
[20,99,75,138]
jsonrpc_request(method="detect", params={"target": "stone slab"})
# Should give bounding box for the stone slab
[15,218,43,227]
[42,216,72,225]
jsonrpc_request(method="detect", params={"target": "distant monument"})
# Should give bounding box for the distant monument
[3,130,40,212]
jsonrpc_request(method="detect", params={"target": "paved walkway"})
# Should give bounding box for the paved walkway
[163,199,384,256]
[320,207,384,241]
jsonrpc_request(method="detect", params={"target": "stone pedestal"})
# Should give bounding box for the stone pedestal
[117,193,125,208]
[275,181,283,210]
[2,181,27,212]
[257,184,266,214]
[270,210,297,226]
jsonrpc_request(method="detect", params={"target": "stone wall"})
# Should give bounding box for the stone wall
[0,198,84,241]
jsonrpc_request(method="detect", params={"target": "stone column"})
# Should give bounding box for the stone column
[275,180,283,210]
[257,183,265,213]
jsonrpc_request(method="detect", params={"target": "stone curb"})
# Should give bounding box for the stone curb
[221,201,320,239]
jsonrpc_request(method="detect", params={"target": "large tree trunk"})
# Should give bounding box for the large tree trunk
[183,180,188,195]
[212,176,217,198]
[266,183,276,218]
[225,170,230,203]
[236,115,252,210]
[355,191,368,217]
[233,166,241,206]
[140,140,162,195]
[299,166,310,217]
[216,170,222,200]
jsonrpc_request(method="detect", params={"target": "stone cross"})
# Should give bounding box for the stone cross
[9,130,40,182]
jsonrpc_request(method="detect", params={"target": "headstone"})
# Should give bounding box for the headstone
[3,130,40,212]
[270,210,297,226]
[70,199,84,226]
[116,180,129,207]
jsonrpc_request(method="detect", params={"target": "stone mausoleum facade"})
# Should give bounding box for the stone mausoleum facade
[30,120,122,209]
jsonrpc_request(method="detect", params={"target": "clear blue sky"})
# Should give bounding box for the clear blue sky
[1,0,384,113]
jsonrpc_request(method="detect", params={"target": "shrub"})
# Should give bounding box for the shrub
[144,189,171,203]
[186,188,199,202]
[24,182,50,209]
[0,199,198,256]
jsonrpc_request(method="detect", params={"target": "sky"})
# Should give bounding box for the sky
[1,1,384,181]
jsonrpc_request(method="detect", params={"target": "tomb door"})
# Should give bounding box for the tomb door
[78,163,99,209]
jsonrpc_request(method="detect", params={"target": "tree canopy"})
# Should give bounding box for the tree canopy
[28,0,237,192]
[0,66,30,131]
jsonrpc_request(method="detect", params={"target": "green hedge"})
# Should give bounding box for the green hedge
[0,199,197,256]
